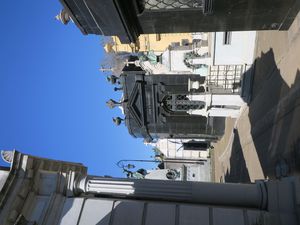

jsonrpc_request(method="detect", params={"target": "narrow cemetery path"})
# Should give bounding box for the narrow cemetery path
[213,13,300,182]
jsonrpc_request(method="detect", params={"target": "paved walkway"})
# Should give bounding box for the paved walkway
[213,13,300,183]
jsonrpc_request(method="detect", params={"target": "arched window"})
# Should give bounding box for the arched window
[166,169,179,180]
[163,94,205,112]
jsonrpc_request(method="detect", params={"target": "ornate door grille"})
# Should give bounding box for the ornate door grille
[164,94,205,112]
[207,65,247,93]
[144,0,204,10]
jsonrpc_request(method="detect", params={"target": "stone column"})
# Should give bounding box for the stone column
[75,176,267,209]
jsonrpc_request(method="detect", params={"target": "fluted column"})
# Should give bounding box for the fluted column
[75,175,267,209]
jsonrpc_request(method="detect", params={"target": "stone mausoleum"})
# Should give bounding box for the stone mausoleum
[57,0,300,43]
[115,66,226,143]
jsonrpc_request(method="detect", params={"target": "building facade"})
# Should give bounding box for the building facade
[131,31,256,118]
[57,0,299,43]
[118,68,225,143]
[154,138,210,160]
[104,33,193,54]
[143,160,211,182]
[1,150,299,225]
[147,138,212,182]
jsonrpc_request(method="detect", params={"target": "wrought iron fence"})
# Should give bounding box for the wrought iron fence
[207,65,246,93]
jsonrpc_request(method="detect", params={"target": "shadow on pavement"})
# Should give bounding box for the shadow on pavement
[248,48,300,179]
[223,49,300,183]
[224,129,251,183]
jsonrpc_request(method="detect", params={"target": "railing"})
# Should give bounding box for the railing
[207,65,248,93]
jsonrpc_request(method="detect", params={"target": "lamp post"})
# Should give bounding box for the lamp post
[116,158,206,171]
[117,158,205,166]
[116,159,160,169]
[112,117,124,126]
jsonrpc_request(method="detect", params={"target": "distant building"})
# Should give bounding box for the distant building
[1,150,299,225]
[146,138,212,182]
[139,31,256,75]
[144,160,211,183]
[104,33,193,54]
[154,138,210,160]
[163,160,211,182]
[212,31,257,66]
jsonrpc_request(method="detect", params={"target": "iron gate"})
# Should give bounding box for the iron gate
[143,0,213,14]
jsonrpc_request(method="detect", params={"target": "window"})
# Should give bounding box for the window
[181,39,190,46]
[171,42,180,48]
[183,141,209,150]
[166,170,179,180]
[223,31,232,45]
[156,33,161,41]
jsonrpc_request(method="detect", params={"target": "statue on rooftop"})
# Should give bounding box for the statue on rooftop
[114,87,123,91]
[55,9,71,25]
[106,75,120,85]
[106,99,122,109]
[112,117,124,126]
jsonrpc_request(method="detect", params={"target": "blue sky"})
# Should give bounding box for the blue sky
[0,1,154,176]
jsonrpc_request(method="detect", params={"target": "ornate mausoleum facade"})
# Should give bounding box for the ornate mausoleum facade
[117,67,226,143]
